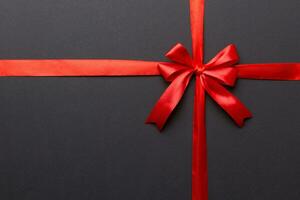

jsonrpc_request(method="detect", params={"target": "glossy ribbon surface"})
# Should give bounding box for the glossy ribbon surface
[0,60,160,76]
[0,0,300,200]
[146,43,252,130]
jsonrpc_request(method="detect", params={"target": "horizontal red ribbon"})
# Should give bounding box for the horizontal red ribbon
[0,60,160,76]
[237,63,300,80]
[1,60,300,80]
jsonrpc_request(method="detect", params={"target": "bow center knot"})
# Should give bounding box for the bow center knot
[194,66,205,76]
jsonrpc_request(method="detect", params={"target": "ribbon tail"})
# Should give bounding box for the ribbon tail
[146,71,193,130]
[192,76,208,200]
[237,63,300,80]
[202,76,252,127]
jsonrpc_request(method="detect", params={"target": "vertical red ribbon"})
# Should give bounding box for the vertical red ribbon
[190,0,208,199]
[192,76,208,200]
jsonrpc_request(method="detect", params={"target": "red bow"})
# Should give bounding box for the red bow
[146,43,252,130]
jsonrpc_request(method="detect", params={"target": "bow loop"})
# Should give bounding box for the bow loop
[203,67,238,86]
[166,43,194,67]
[158,63,193,82]
[202,44,239,86]
[205,44,239,69]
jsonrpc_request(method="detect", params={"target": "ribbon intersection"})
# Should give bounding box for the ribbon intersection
[147,43,252,130]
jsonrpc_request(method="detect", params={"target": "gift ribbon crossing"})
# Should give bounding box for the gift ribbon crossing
[1,0,300,200]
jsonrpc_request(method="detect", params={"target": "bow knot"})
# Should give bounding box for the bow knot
[146,43,252,130]
[194,66,205,75]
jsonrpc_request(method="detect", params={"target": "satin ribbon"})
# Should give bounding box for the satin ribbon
[147,0,300,199]
[0,60,160,76]
[0,0,300,200]
[146,43,252,130]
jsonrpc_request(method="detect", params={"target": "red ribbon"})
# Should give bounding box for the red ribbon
[0,60,160,76]
[146,43,252,130]
[1,0,300,200]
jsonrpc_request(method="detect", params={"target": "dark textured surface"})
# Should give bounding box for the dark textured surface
[0,0,299,199]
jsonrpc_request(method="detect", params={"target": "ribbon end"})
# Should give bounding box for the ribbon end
[236,112,253,127]
[145,119,164,132]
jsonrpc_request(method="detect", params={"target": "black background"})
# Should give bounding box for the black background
[0,0,300,199]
